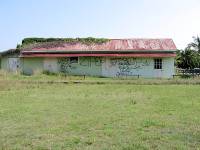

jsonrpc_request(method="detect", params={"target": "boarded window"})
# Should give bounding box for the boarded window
[154,59,162,69]
[69,57,78,63]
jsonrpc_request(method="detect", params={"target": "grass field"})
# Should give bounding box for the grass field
[0,73,200,149]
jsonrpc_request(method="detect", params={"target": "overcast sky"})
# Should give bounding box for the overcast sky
[0,0,199,51]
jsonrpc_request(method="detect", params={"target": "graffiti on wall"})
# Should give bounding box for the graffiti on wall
[79,57,103,67]
[58,57,151,76]
[58,57,103,73]
[58,58,76,73]
[109,58,150,76]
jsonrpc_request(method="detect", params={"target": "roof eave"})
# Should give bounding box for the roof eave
[22,49,177,54]
[20,53,176,58]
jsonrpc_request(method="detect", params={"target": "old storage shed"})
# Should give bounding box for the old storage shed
[0,38,177,78]
[0,49,21,72]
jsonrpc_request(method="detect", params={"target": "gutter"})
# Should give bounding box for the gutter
[22,50,177,54]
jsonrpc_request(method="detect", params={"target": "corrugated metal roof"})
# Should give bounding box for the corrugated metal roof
[0,49,19,56]
[28,39,177,51]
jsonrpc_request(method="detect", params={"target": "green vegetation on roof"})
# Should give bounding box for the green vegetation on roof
[17,37,109,49]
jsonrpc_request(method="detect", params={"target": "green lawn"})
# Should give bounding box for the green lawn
[0,75,200,149]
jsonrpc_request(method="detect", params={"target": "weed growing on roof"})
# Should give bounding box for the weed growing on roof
[17,37,110,49]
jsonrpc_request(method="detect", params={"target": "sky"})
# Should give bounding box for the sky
[0,0,200,51]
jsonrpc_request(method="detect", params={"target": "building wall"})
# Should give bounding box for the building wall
[43,58,58,73]
[102,57,175,78]
[58,57,102,76]
[162,57,175,78]
[1,56,175,78]
[21,57,102,76]
[22,58,44,75]
[0,54,21,72]
[55,57,175,78]
[1,57,8,70]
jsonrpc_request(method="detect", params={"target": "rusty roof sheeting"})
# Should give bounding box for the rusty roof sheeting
[0,49,19,56]
[27,39,177,51]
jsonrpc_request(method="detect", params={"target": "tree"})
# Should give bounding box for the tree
[176,36,200,69]
[175,50,182,67]
[176,48,200,69]
[188,36,200,53]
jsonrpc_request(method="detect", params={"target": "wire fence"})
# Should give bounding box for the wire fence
[174,68,200,78]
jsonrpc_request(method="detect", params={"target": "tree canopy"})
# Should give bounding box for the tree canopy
[176,36,200,69]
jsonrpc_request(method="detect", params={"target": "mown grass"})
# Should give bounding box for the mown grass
[0,73,200,149]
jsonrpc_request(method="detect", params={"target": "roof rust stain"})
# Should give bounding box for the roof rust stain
[28,39,177,51]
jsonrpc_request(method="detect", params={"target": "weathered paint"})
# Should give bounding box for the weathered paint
[34,57,173,78]
[0,55,21,72]
[8,58,20,72]
[1,57,8,70]
[44,58,58,73]
[0,53,175,78]
[162,57,175,78]
[58,57,102,76]
[0,56,175,78]
[101,57,174,78]
[22,58,44,75]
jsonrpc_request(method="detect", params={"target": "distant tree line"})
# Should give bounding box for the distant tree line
[176,36,200,69]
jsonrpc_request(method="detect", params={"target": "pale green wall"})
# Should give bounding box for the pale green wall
[162,57,175,78]
[64,57,102,76]
[22,58,44,75]
[0,53,21,71]
[101,57,175,78]
[57,57,175,78]
[0,56,175,78]
[1,57,8,70]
